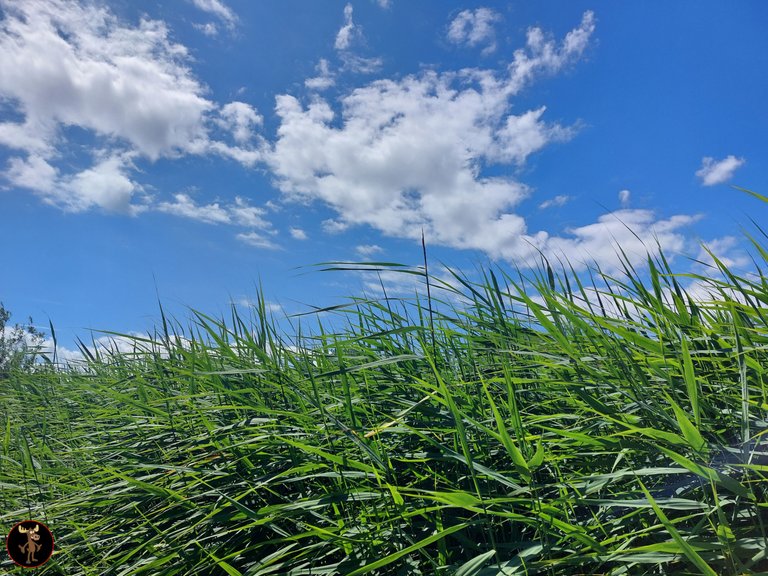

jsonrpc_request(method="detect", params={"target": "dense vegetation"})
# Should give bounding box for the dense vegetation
[0,303,45,378]
[3,192,768,575]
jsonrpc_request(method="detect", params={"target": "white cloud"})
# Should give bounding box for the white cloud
[541,210,702,273]
[42,332,195,367]
[0,0,212,160]
[189,0,237,28]
[696,155,745,186]
[6,155,58,194]
[357,265,470,310]
[323,219,351,234]
[147,193,279,248]
[618,189,631,207]
[361,269,424,296]
[230,197,271,228]
[356,244,384,257]
[232,296,283,313]
[678,276,759,314]
[290,227,308,240]
[64,155,142,214]
[335,4,358,50]
[0,119,52,154]
[236,231,279,250]
[305,59,336,91]
[695,236,750,271]
[156,193,231,224]
[340,54,383,74]
[206,140,262,167]
[6,152,144,214]
[217,102,263,144]
[193,22,219,37]
[332,3,381,73]
[508,11,595,92]
[448,8,501,55]
[0,0,263,214]
[490,106,575,164]
[39,337,84,366]
[539,195,570,209]
[156,193,273,231]
[375,0,391,8]
[270,13,601,267]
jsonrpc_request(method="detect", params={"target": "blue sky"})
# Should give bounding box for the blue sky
[1,0,767,357]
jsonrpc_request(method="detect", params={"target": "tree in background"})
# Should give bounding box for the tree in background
[0,303,45,377]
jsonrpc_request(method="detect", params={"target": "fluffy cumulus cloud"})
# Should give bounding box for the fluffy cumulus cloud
[0,4,708,268]
[696,155,746,186]
[217,102,263,144]
[448,8,501,55]
[7,152,144,213]
[269,12,688,272]
[543,210,702,273]
[64,155,144,214]
[0,0,263,214]
[0,0,211,159]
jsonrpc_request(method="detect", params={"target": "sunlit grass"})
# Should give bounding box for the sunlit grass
[2,191,768,574]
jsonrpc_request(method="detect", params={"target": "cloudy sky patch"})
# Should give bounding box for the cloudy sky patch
[0,0,765,352]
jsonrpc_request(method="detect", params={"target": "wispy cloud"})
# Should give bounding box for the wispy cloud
[189,0,237,29]
[290,227,308,240]
[193,22,220,37]
[229,197,272,228]
[322,219,350,234]
[332,4,382,74]
[156,194,274,243]
[236,231,279,250]
[448,8,501,55]
[335,4,358,50]
[618,189,631,207]
[305,59,336,91]
[696,155,745,186]
[156,193,232,224]
[356,244,384,257]
[539,195,570,209]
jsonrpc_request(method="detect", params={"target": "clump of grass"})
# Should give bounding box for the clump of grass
[2,191,768,574]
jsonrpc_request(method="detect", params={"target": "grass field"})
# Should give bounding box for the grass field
[3,192,768,575]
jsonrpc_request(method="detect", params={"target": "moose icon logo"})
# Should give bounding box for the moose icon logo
[6,520,54,568]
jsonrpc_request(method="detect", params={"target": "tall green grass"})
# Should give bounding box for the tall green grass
[2,192,768,574]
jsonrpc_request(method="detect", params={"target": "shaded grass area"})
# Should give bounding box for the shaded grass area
[4,196,768,574]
